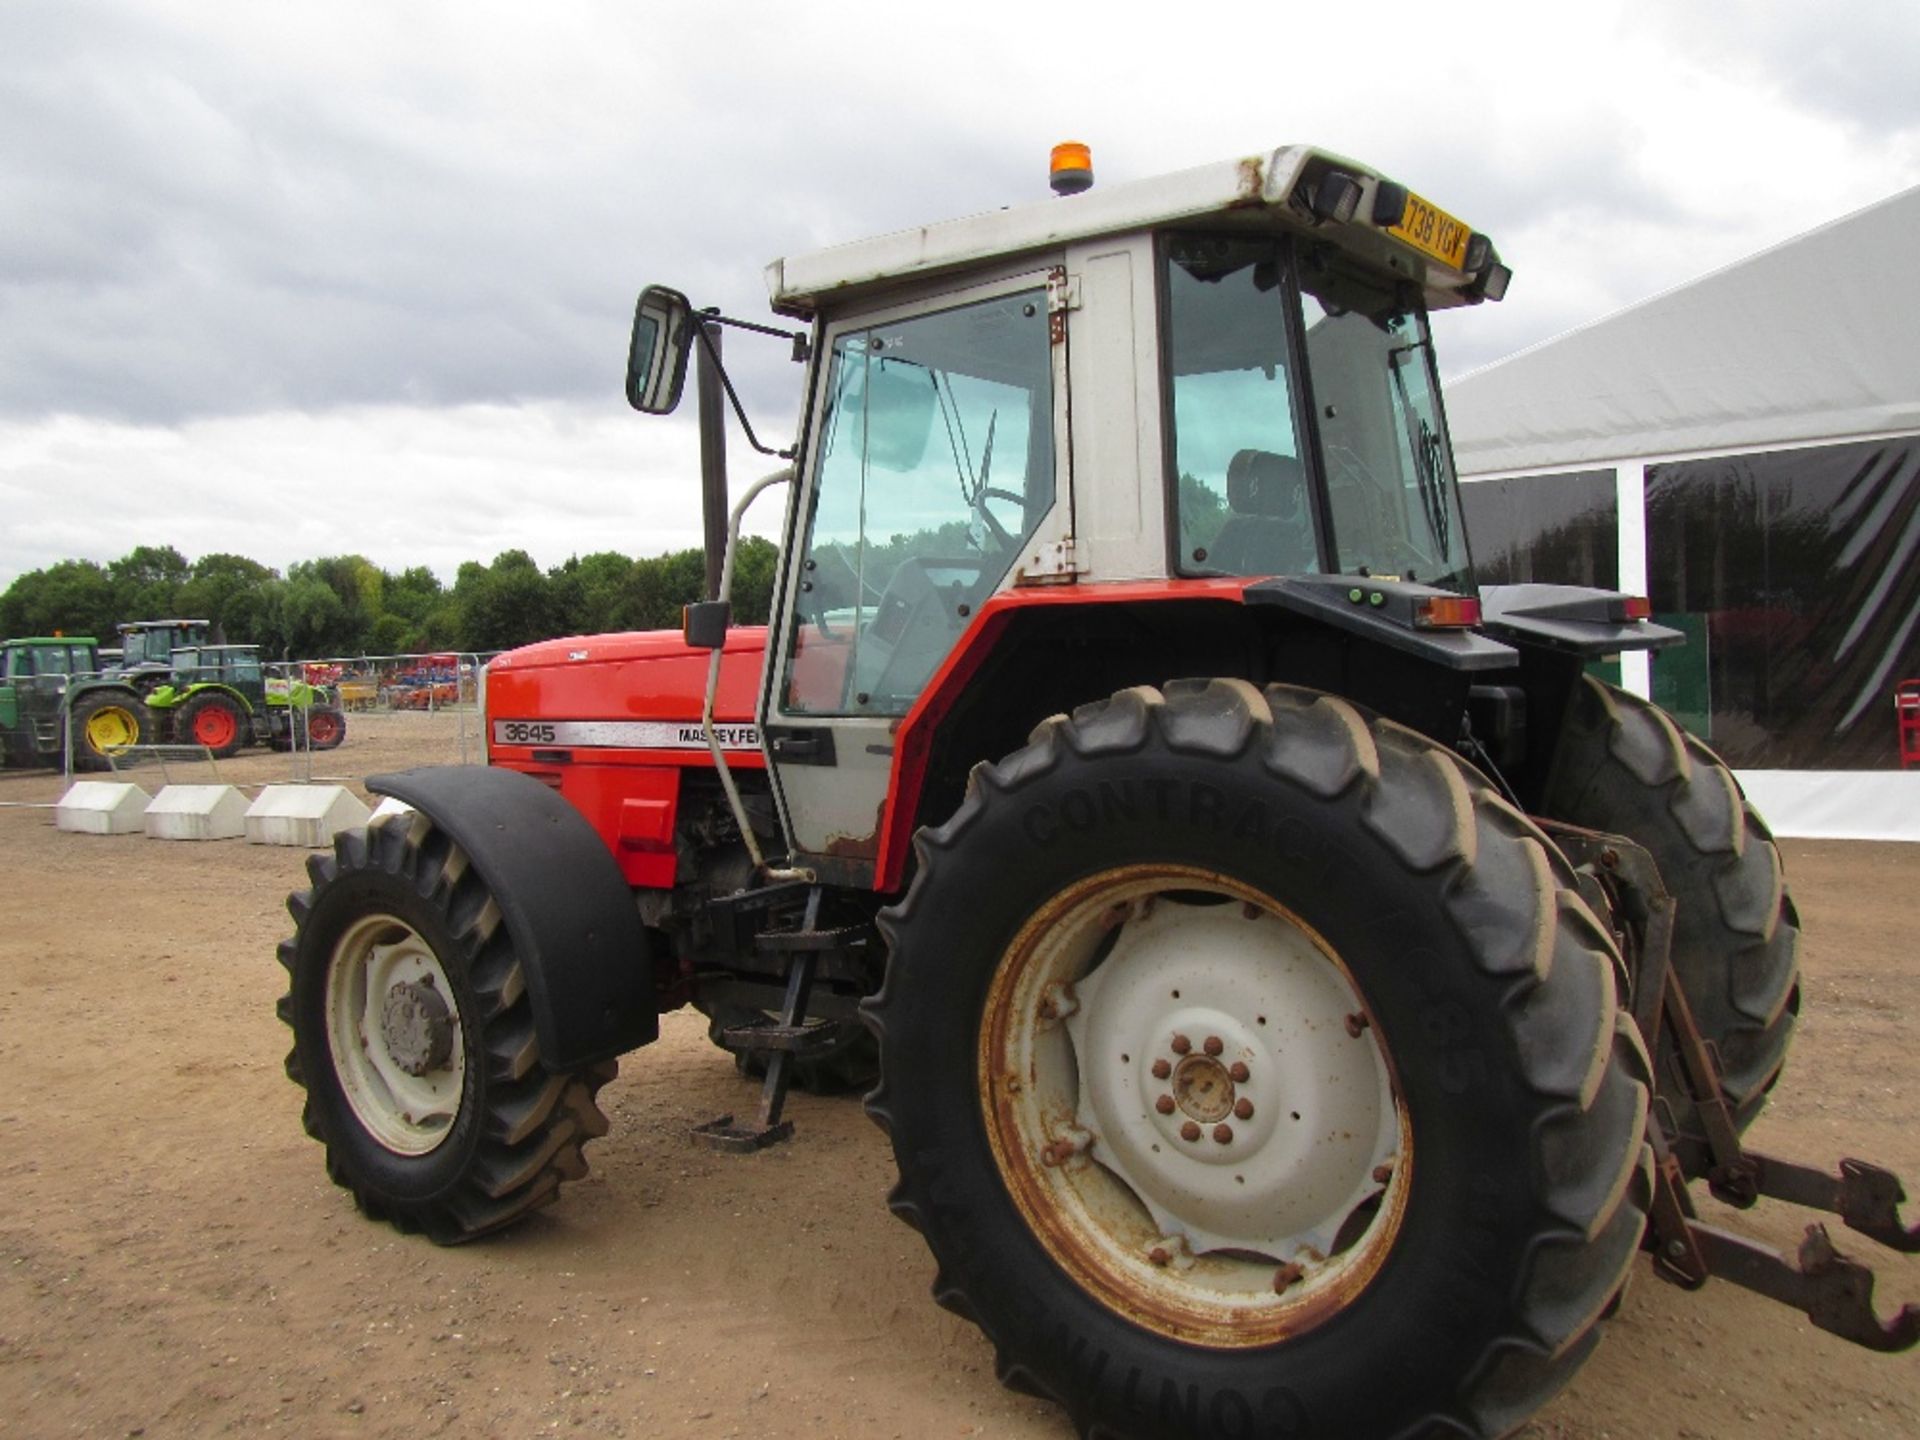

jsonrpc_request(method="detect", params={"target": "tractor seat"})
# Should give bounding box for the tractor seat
[1207,449,1317,575]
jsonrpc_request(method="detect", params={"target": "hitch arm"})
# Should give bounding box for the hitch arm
[1688,1222,1920,1353]
[1746,1156,1920,1253]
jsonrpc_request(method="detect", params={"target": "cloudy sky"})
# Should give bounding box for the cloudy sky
[4,0,1918,589]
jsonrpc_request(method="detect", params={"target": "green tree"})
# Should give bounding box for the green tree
[625,548,708,630]
[108,545,191,622]
[177,553,276,641]
[0,559,117,641]
[549,552,637,637]
[732,537,780,625]
[454,550,558,651]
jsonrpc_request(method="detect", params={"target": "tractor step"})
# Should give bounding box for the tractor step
[718,1019,842,1057]
[692,885,833,1155]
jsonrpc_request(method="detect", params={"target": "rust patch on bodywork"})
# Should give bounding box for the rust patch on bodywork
[1233,155,1267,205]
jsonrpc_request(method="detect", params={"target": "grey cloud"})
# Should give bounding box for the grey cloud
[1657,3,1920,134]
[0,2,1019,428]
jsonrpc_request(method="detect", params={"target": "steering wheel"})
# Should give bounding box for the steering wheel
[974,486,1024,552]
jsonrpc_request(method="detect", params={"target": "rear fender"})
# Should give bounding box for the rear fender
[366,765,657,1068]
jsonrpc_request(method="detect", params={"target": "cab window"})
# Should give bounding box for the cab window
[1164,236,1321,578]
[785,287,1055,715]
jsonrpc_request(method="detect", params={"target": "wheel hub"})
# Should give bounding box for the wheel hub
[381,978,454,1077]
[1171,1052,1235,1124]
[324,916,465,1156]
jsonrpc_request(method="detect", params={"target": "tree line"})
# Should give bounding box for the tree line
[0,542,779,659]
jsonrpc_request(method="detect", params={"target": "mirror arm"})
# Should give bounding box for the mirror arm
[699,310,811,361]
[694,312,797,460]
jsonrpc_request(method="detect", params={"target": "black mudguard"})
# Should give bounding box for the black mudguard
[1480,584,1685,656]
[366,765,657,1070]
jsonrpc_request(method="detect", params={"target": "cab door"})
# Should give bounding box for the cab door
[762,267,1069,883]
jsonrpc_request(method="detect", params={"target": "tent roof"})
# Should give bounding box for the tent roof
[1445,185,1920,477]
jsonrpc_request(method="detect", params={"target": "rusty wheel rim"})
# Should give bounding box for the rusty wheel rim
[978,864,1411,1347]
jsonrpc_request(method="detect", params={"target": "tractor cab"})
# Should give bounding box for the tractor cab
[113,619,212,686]
[620,145,1552,877]
[0,637,102,765]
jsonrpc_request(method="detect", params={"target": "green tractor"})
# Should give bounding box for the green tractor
[112,619,213,689]
[0,636,153,771]
[144,644,347,757]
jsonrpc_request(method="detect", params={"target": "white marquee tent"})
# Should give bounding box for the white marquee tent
[1443,185,1920,841]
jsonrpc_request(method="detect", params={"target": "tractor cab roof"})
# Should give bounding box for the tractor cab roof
[119,618,210,632]
[765,144,1506,321]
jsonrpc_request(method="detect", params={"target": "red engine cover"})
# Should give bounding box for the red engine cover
[485,628,769,888]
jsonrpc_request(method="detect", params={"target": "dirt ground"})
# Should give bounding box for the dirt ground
[1,713,1915,1439]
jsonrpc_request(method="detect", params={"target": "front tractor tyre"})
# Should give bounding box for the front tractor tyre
[177,690,248,758]
[1543,675,1801,1164]
[278,812,616,1243]
[867,681,1652,1440]
[69,690,150,771]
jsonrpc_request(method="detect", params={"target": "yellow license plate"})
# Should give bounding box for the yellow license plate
[1389,192,1472,270]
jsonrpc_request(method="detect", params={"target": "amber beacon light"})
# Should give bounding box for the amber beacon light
[1049,142,1093,195]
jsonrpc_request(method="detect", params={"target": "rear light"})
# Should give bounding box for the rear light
[1413,595,1482,629]
[1618,596,1652,621]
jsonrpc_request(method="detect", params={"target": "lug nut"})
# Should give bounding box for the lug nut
[1148,1247,1171,1267]
[1228,1061,1250,1083]
[1202,1035,1224,1057]
[1180,1121,1202,1143]
[1372,1163,1393,1185]
[1213,1123,1233,1144]
[1272,1262,1305,1293]
[1151,1058,1172,1080]
[1233,1099,1254,1121]
[1170,1033,1192,1055]
[1345,1012,1369,1038]
[1155,1095,1177,1115]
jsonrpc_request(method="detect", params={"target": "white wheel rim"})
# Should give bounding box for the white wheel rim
[980,865,1410,1347]
[324,913,465,1155]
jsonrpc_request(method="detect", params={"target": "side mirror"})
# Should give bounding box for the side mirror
[626,285,695,414]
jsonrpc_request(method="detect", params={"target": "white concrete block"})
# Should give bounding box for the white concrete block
[245,785,372,848]
[55,781,151,835]
[144,784,250,841]
[369,796,417,828]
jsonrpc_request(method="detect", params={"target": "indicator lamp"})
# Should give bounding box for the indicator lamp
[1050,142,1093,196]
[1414,596,1483,629]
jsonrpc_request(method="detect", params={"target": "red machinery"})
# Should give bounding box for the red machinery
[1898,679,1920,769]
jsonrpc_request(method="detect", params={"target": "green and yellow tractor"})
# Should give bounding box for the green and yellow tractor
[0,636,152,771]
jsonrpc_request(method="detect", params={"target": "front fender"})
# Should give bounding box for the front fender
[366,765,657,1069]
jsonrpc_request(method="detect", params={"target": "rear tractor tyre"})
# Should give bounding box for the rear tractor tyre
[1543,675,1800,1163]
[277,811,616,1243]
[177,690,248,758]
[69,690,150,771]
[867,680,1651,1440]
